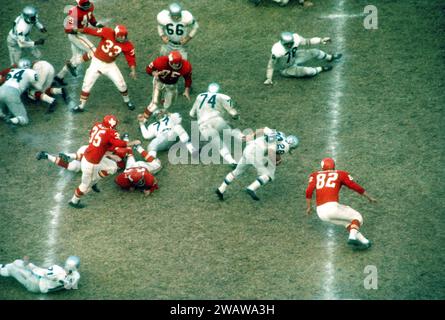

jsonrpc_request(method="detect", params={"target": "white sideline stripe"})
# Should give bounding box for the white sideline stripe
[322,0,347,300]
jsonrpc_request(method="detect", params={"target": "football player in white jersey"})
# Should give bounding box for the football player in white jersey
[189,83,243,166]
[137,111,196,159]
[0,256,80,293]
[0,59,42,125]
[6,6,47,66]
[216,128,299,201]
[28,60,68,113]
[157,3,199,60]
[264,32,342,85]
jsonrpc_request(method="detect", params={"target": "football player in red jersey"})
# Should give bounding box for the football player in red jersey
[69,115,141,208]
[72,25,137,112]
[142,50,192,119]
[115,153,160,196]
[55,0,102,85]
[305,158,377,249]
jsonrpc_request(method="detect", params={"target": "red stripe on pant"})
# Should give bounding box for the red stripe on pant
[347,219,361,231]
[99,170,109,178]
[74,188,84,197]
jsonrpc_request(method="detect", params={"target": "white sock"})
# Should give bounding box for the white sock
[57,66,68,79]
[326,54,332,61]
[315,66,322,73]
[247,180,261,192]
[47,154,56,163]
[122,95,130,103]
[70,195,80,204]
[41,93,55,104]
[79,99,87,109]
[148,150,157,158]
[356,232,369,244]
[349,228,359,239]
[219,172,235,193]
[51,88,62,95]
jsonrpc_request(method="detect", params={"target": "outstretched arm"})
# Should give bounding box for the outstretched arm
[362,191,377,203]
[264,55,275,85]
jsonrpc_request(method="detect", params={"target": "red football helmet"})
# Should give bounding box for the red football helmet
[168,51,182,69]
[321,157,335,170]
[102,114,118,129]
[76,0,91,10]
[114,25,128,43]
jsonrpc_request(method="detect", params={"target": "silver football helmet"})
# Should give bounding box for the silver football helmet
[18,58,32,69]
[286,135,299,150]
[22,6,38,24]
[207,82,220,94]
[64,256,80,272]
[168,3,182,20]
[280,32,294,48]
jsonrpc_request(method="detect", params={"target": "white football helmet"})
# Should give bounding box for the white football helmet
[22,6,38,24]
[18,58,32,69]
[64,256,80,272]
[168,3,182,20]
[207,82,220,94]
[286,135,299,150]
[280,32,294,48]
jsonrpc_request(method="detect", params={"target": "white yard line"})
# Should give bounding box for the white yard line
[321,0,347,300]
[42,80,78,267]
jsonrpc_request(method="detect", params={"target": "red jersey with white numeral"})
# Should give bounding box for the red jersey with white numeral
[146,56,192,87]
[82,27,136,66]
[305,170,365,206]
[115,167,157,191]
[83,122,128,164]
[64,5,97,33]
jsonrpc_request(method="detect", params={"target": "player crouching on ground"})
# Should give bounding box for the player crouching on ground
[216,128,299,201]
[115,151,160,196]
[305,158,377,250]
[137,110,196,160]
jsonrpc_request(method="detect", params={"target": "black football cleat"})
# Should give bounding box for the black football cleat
[215,189,224,201]
[54,76,67,86]
[92,184,100,193]
[127,101,135,111]
[322,65,333,72]
[246,188,260,201]
[328,53,342,62]
[68,201,85,209]
[36,151,48,160]
[72,105,84,113]
[58,153,72,163]
[47,101,57,113]
[61,87,69,103]
[66,61,78,77]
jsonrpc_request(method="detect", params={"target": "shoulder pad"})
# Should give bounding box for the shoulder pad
[293,33,303,47]
[271,42,286,58]
[170,113,182,124]
[181,10,195,24]
[218,93,231,101]
[157,10,171,24]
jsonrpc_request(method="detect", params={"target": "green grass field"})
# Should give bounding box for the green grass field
[0,0,444,299]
